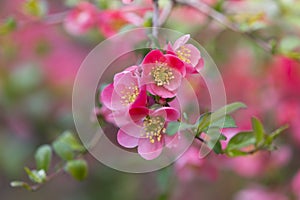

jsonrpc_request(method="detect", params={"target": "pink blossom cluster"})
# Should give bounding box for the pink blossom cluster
[100,35,204,160]
[64,2,148,37]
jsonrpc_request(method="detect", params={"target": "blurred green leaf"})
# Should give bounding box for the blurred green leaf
[265,125,289,146]
[279,36,300,53]
[166,122,180,136]
[52,140,75,161]
[197,102,245,134]
[35,144,52,172]
[166,121,195,136]
[210,115,237,129]
[24,167,46,183]
[212,140,223,154]
[0,17,17,35]
[64,159,88,181]
[226,149,248,157]
[22,0,48,18]
[9,64,43,94]
[226,131,255,152]
[251,117,264,146]
[211,102,247,122]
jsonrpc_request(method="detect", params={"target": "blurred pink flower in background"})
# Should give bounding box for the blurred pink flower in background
[234,185,288,200]
[97,9,144,37]
[64,2,98,35]
[175,145,218,182]
[225,146,291,178]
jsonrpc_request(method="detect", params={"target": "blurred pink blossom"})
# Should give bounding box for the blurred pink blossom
[174,145,218,182]
[234,185,288,200]
[64,2,98,35]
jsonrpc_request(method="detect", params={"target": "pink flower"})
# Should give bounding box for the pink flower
[101,66,147,126]
[167,34,204,73]
[117,106,180,160]
[64,2,98,35]
[141,50,185,98]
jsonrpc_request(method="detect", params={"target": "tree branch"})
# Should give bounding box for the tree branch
[152,0,160,40]
[175,0,273,53]
[158,0,174,26]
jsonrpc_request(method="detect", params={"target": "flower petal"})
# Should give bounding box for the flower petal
[101,83,114,110]
[138,138,163,160]
[152,107,180,121]
[117,129,139,148]
[165,54,185,76]
[142,49,165,64]
[173,34,190,50]
[129,106,149,121]
[184,44,201,66]
[163,69,182,91]
[148,83,176,98]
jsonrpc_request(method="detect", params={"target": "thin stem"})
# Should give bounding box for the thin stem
[158,0,174,26]
[175,0,273,53]
[43,11,69,25]
[29,168,64,191]
[152,0,160,40]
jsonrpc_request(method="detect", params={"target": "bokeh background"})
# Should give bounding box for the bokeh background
[1,0,300,199]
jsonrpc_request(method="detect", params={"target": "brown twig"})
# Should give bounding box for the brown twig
[174,0,273,53]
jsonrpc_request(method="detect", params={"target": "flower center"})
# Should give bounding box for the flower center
[120,85,139,105]
[143,116,166,143]
[150,62,175,86]
[176,46,191,64]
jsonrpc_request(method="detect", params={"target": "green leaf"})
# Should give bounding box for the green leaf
[219,134,227,141]
[64,159,88,181]
[10,181,32,191]
[24,167,46,183]
[197,102,246,134]
[226,131,256,152]
[205,128,223,154]
[0,17,17,35]
[197,112,212,133]
[226,149,248,157]
[251,117,264,146]
[57,131,85,152]
[34,144,52,171]
[166,122,195,136]
[212,140,223,154]
[211,102,247,122]
[210,115,237,129]
[166,122,180,135]
[52,140,74,161]
[266,125,289,145]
